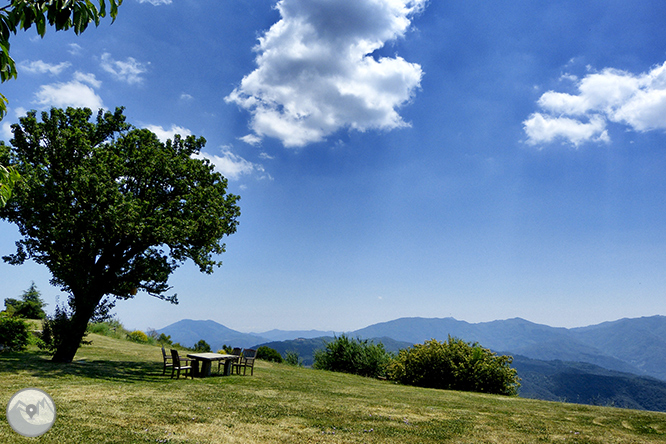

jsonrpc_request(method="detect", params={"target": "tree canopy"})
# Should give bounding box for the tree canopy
[0,0,122,119]
[0,107,241,362]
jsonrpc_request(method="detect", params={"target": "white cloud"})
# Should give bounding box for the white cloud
[525,61,666,146]
[1,122,12,141]
[240,134,262,146]
[226,0,426,148]
[33,74,104,109]
[68,43,83,55]
[18,60,71,75]
[523,113,609,147]
[196,149,270,181]
[73,71,102,88]
[100,53,148,84]
[137,0,172,4]
[145,124,192,143]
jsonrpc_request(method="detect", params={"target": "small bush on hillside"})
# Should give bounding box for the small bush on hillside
[387,336,520,396]
[0,314,31,351]
[313,334,393,378]
[284,350,302,366]
[127,330,149,343]
[157,333,172,346]
[3,282,47,319]
[40,304,90,355]
[257,346,283,363]
[193,339,211,352]
[88,319,127,339]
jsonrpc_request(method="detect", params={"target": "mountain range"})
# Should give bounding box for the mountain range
[157,315,666,381]
[156,315,666,412]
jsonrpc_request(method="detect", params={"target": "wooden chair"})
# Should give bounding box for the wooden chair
[161,346,173,375]
[232,348,257,376]
[218,347,242,373]
[170,349,193,379]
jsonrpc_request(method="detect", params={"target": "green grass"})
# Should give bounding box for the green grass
[1,334,665,443]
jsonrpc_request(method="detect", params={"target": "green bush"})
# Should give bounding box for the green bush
[157,333,172,346]
[387,336,521,396]
[284,350,302,366]
[313,334,393,378]
[87,319,127,339]
[193,339,211,352]
[257,346,283,363]
[40,304,90,355]
[3,282,47,319]
[127,330,149,343]
[0,315,31,351]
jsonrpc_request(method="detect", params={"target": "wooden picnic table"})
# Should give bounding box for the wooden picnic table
[186,353,237,377]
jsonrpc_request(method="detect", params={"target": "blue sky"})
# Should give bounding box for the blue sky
[2,0,666,333]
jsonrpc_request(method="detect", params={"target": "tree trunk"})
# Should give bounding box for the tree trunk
[51,293,102,363]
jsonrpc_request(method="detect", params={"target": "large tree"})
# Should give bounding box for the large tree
[0,0,122,119]
[0,107,241,362]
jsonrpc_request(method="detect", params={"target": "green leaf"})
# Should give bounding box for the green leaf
[0,94,7,120]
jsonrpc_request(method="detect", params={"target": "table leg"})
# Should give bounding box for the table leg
[201,360,212,377]
[191,360,201,377]
[223,359,233,376]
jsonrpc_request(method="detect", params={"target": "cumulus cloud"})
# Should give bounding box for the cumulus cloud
[33,72,104,109]
[145,124,192,142]
[226,0,426,148]
[196,149,270,181]
[18,60,71,75]
[524,61,666,146]
[100,53,148,84]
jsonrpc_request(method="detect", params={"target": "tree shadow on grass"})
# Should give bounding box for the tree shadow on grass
[0,350,170,383]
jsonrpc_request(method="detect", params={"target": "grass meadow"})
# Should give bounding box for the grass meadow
[1,333,665,443]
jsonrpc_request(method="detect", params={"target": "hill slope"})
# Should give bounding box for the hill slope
[1,335,665,443]
[513,356,666,412]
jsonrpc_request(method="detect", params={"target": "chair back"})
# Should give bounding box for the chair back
[242,348,257,362]
[231,347,242,356]
[170,349,181,366]
[162,346,168,359]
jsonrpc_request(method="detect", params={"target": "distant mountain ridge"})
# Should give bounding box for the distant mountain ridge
[156,319,335,351]
[350,316,666,381]
[156,319,267,351]
[156,315,666,381]
[512,355,666,412]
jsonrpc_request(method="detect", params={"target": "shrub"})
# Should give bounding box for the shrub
[87,318,126,339]
[193,339,211,352]
[257,346,283,363]
[127,330,149,343]
[313,334,393,378]
[284,350,302,366]
[157,333,172,346]
[387,336,521,396]
[3,282,47,319]
[40,304,90,355]
[0,315,31,351]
